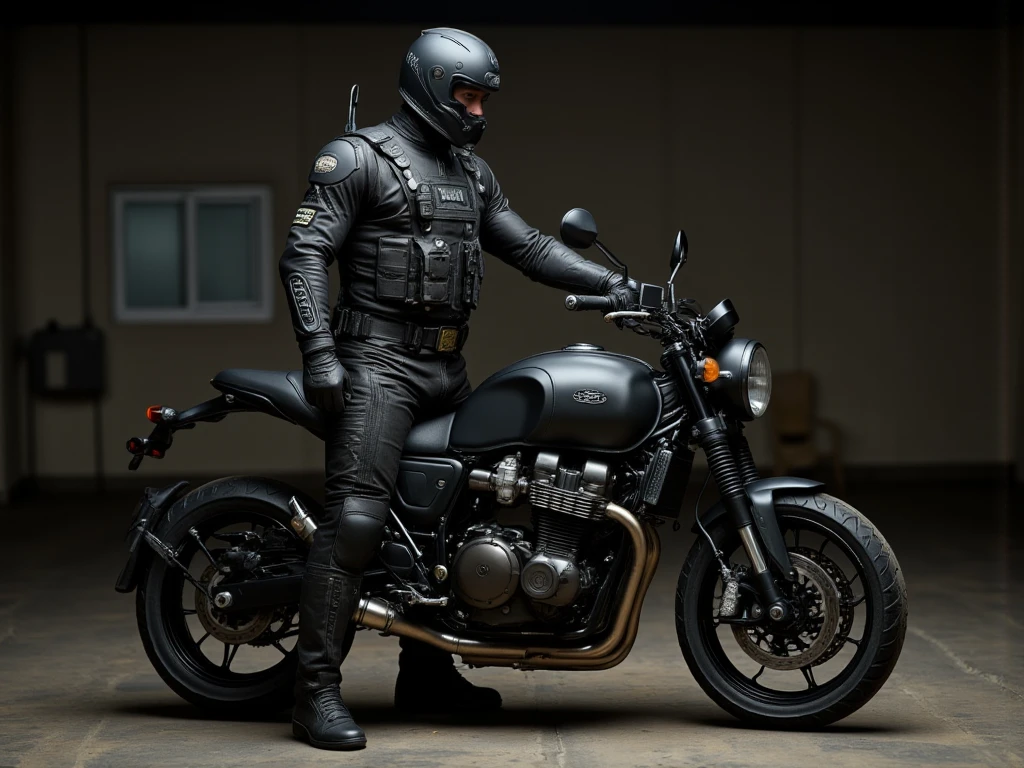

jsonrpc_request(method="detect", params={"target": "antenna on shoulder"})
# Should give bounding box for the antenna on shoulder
[345,85,360,133]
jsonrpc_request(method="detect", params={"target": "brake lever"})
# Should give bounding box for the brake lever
[603,311,651,324]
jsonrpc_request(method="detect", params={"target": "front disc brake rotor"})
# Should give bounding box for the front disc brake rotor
[732,552,841,671]
[195,566,274,645]
[796,546,855,666]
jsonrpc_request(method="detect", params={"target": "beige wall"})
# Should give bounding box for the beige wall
[1013,25,1024,484]
[0,26,10,503]
[799,28,1002,465]
[8,24,1014,484]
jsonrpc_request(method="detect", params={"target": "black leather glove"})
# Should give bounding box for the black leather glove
[302,349,350,412]
[603,278,639,329]
[605,278,638,312]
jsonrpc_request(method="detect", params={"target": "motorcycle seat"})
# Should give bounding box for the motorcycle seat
[210,369,454,453]
[212,369,324,436]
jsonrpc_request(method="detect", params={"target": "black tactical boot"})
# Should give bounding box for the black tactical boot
[394,636,503,714]
[291,564,366,750]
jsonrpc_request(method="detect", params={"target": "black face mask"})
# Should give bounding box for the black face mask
[448,96,488,147]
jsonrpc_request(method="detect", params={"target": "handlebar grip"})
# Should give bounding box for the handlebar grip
[565,294,613,312]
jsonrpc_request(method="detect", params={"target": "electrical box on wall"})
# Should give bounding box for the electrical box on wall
[27,321,105,398]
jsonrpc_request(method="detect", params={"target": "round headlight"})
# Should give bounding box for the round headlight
[746,344,772,418]
[711,338,772,420]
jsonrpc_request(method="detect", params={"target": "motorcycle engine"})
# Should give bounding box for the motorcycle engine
[456,452,611,620]
[451,525,527,609]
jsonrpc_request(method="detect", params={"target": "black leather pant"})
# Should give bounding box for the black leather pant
[306,335,472,572]
[296,337,472,690]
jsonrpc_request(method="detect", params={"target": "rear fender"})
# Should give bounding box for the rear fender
[114,480,192,593]
[692,477,825,576]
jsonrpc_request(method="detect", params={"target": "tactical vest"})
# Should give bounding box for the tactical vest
[345,127,485,316]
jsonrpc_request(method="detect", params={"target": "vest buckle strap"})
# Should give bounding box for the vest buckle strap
[403,322,424,349]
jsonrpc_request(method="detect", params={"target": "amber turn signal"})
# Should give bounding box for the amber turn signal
[146,405,164,423]
[701,358,720,383]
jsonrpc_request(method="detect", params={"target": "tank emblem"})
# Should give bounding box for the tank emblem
[573,389,608,405]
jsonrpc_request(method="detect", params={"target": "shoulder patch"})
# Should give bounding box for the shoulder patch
[308,139,359,185]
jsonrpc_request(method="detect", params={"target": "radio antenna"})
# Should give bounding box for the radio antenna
[345,84,360,133]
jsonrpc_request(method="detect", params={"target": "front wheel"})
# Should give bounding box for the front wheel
[676,492,907,728]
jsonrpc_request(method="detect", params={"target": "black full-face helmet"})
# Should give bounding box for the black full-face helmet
[399,28,500,148]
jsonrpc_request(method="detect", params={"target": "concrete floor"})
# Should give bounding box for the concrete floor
[0,481,1022,767]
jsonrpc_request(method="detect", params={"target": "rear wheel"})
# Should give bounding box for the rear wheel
[676,492,907,727]
[135,477,355,716]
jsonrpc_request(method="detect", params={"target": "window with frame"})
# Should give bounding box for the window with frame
[112,185,273,322]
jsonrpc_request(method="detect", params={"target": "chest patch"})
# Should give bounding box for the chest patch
[434,184,473,211]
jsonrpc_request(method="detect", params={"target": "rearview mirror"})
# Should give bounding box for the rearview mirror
[560,208,598,249]
[671,230,688,270]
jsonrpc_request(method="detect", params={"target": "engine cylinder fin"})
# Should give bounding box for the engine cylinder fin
[533,510,590,557]
[529,483,606,520]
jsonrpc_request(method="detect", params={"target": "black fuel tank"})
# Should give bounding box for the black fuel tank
[449,348,662,454]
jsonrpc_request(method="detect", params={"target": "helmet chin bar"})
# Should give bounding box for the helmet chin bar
[438,78,490,146]
[446,101,487,138]
[403,91,487,148]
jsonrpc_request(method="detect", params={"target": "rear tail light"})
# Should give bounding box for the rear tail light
[146,406,177,424]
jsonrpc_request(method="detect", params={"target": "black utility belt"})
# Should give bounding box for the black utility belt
[333,307,469,354]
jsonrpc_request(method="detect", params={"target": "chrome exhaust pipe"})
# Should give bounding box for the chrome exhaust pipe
[594,520,661,670]
[468,519,662,671]
[352,501,661,670]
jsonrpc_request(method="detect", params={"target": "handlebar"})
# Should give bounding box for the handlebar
[565,294,612,312]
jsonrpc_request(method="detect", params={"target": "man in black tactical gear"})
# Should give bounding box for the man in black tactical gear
[279,27,637,750]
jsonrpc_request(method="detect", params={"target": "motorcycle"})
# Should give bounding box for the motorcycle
[115,208,907,727]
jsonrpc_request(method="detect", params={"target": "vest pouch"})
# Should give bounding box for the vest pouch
[376,236,418,303]
[461,239,483,309]
[416,236,452,304]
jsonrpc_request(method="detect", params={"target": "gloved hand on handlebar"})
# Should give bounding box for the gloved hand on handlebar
[302,349,351,412]
[604,277,638,313]
[604,277,640,329]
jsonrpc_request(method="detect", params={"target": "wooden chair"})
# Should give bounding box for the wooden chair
[769,370,846,494]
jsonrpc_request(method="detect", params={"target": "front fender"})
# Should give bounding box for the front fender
[691,476,825,576]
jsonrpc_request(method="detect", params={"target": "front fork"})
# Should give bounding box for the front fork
[667,344,796,624]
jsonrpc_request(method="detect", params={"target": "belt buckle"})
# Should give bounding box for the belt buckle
[436,327,459,353]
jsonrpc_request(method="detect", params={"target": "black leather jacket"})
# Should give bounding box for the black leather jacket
[280,105,626,357]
